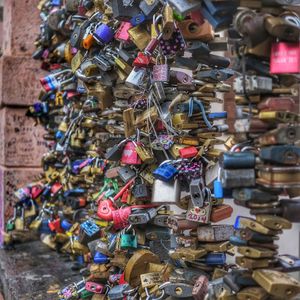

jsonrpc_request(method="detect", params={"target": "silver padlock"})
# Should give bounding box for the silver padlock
[125,67,147,88]
[151,179,181,206]
[233,75,273,95]
[189,178,205,208]
[221,169,256,188]
[117,166,136,183]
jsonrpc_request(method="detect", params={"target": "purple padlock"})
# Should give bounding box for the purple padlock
[93,23,114,44]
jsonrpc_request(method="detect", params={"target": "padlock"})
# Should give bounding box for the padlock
[128,26,151,51]
[221,152,256,169]
[177,20,214,41]
[151,179,181,205]
[152,55,169,82]
[237,287,268,300]
[168,0,201,16]
[125,67,147,88]
[169,247,207,261]
[132,178,149,200]
[192,275,209,300]
[115,21,132,43]
[79,219,100,244]
[121,141,142,165]
[118,166,136,183]
[237,246,276,259]
[210,205,233,223]
[186,194,212,224]
[221,169,256,188]
[94,251,110,264]
[135,144,155,164]
[153,163,178,181]
[179,146,198,159]
[259,145,300,165]
[258,125,300,146]
[161,3,174,40]
[189,178,205,208]
[252,269,300,299]
[139,0,160,17]
[97,199,116,221]
[168,215,198,232]
[108,284,131,300]
[120,227,138,249]
[235,216,281,236]
[15,207,25,231]
[195,225,234,242]
[160,282,193,298]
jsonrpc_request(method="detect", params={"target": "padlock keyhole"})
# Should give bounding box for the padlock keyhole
[188,22,199,33]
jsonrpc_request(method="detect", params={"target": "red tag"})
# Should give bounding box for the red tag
[270,42,300,74]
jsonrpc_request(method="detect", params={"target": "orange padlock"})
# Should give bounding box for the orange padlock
[83,34,95,49]
[177,19,214,42]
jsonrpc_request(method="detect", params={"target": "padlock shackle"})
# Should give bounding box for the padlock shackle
[75,69,103,82]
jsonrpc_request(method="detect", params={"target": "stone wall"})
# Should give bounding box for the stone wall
[0,0,47,244]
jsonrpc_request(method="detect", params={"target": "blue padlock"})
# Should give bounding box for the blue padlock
[234,216,241,230]
[221,152,256,169]
[201,7,233,32]
[93,24,114,44]
[153,163,178,182]
[80,220,100,237]
[214,179,223,199]
[229,236,247,247]
[64,188,86,197]
[51,0,61,6]
[208,112,227,119]
[130,13,146,26]
[202,253,226,265]
[61,219,73,231]
[55,131,64,140]
[77,255,85,265]
[39,219,52,234]
[42,185,51,198]
[94,251,109,264]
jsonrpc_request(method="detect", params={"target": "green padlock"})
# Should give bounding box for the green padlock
[120,227,138,249]
[6,207,16,232]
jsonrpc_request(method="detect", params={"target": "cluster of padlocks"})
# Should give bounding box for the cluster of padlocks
[3,0,300,299]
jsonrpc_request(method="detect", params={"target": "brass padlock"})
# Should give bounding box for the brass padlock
[252,269,300,299]
[236,287,268,300]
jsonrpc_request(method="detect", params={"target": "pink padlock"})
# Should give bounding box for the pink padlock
[121,141,142,165]
[270,42,300,74]
[115,21,132,43]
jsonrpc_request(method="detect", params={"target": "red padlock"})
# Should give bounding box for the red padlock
[31,184,44,199]
[85,282,106,294]
[51,182,63,196]
[121,141,142,165]
[257,97,296,112]
[112,206,132,230]
[97,199,116,221]
[133,52,151,67]
[121,189,131,204]
[210,204,233,223]
[48,218,63,233]
[179,146,198,158]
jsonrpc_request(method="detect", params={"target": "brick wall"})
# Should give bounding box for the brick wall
[0,0,47,244]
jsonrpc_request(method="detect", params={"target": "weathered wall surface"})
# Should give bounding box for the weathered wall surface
[0,0,47,243]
